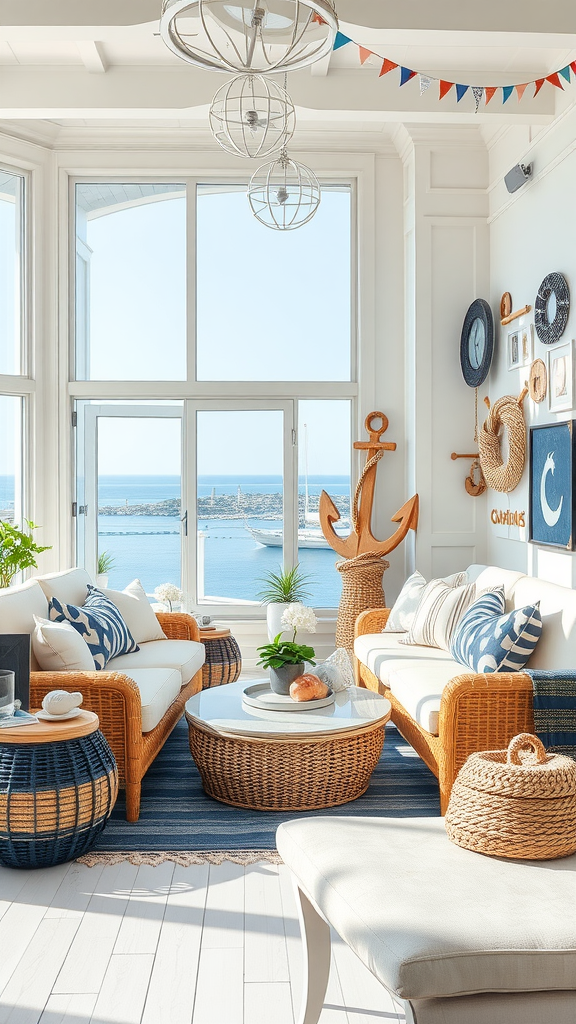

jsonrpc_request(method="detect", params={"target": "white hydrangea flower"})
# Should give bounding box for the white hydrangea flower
[154,583,184,611]
[281,602,317,637]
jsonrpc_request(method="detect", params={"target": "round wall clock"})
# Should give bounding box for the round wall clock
[534,272,570,344]
[460,299,494,388]
[529,358,547,403]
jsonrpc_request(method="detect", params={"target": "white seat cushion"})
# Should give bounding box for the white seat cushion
[109,638,204,685]
[354,632,456,680]
[121,668,183,733]
[277,816,576,1001]
[36,567,93,606]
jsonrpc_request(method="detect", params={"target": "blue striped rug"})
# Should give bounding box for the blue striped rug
[94,721,440,852]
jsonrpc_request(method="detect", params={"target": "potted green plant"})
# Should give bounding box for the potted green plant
[257,564,313,641]
[96,550,115,587]
[257,604,317,695]
[0,520,51,589]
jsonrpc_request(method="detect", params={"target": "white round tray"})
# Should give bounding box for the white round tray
[242,681,334,712]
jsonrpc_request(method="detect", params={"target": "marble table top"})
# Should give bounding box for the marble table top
[185,680,391,739]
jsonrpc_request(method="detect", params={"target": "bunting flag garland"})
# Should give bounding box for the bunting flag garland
[400,67,417,86]
[333,31,576,105]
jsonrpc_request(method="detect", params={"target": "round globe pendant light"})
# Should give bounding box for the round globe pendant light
[160,0,338,75]
[248,148,321,230]
[209,74,295,158]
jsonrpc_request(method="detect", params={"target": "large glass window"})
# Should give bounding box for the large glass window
[0,396,23,526]
[196,185,351,382]
[75,184,186,381]
[0,171,24,376]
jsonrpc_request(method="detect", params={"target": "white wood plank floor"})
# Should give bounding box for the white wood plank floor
[0,859,406,1024]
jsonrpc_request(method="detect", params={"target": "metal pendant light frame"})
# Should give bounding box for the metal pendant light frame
[209,73,296,158]
[160,0,338,75]
[248,148,321,230]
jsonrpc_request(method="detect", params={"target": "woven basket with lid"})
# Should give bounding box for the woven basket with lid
[445,733,576,860]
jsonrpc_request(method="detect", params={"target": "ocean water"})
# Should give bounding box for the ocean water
[0,476,349,608]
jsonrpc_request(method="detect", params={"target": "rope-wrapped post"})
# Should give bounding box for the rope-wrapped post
[335,551,389,650]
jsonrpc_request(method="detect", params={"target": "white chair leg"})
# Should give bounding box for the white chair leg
[294,883,331,1024]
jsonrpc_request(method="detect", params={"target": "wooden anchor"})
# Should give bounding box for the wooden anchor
[319,411,419,559]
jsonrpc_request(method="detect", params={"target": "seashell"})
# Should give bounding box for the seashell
[289,674,329,703]
[42,690,83,717]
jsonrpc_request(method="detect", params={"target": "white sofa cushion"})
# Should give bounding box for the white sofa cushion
[120,668,183,733]
[354,632,454,683]
[385,660,464,734]
[109,638,204,685]
[401,578,478,650]
[385,571,466,633]
[99,579,166,644]
[32,615,94,673]
[36,567,93,606]
[277,815,576,1000]
[0,578,49,634]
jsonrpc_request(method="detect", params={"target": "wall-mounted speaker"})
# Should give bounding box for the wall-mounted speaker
[504,163,533,194]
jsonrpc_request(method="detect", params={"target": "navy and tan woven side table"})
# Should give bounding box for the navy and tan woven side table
[0,710,118,869]
[200,627,242,688]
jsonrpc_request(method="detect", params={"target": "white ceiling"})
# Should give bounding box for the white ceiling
[0,1,574,129]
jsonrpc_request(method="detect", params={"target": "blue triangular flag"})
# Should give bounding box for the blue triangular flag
[400,66,417,86]
[502,85,514,103]
[559,65,571,83]
[333,32,352,50]
[456,84,469,102]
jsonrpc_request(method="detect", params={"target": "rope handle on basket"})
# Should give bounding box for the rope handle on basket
[507,733,547,766]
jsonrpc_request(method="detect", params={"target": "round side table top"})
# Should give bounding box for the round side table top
[0,709,99,744]
[185,681,391,740]
[200,627,231,641]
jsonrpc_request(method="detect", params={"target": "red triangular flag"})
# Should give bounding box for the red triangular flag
[515,83,528,101]
[379,58,398,77]
[534,78,545,96]
[312,12,326,24]
[484,86,497,104]
[359,47,372,65]
[571,61,576,74]
[546,72,563,89]
[439,80,453,99]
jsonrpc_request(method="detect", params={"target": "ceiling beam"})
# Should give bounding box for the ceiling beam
[0,0,575,34]
[0,64,556,122]
[76,40,108,74]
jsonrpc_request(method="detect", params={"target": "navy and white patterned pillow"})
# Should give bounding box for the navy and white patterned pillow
[49,585,139,670]
[450,587,542,673]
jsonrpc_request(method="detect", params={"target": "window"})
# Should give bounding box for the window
[196,185,351,381]
[0,396,23,526]
[75,184,187,380]
[0,171,24,376]
[73,178,355,611]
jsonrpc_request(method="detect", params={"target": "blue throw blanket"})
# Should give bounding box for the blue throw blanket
[526,670,576,759]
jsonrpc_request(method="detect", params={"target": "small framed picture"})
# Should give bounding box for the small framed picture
[518,324,533,366]
[548,341,574,413]
[529,421,576,549]
[507,329,521,369]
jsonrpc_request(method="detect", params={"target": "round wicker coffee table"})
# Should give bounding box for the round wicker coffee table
[184,681,391,811]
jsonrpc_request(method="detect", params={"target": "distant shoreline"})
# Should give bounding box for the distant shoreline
[98,492,351,521]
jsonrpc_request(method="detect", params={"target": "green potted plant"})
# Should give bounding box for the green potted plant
[257,564,313,641]
[0,519,51,589]
[257,604,317,695]
[96,550,115,587]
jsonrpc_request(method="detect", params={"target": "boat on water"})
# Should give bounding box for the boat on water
[246,522,350,550]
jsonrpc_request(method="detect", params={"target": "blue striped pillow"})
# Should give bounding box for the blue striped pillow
[450,587,542,673]
[49,585,139,670]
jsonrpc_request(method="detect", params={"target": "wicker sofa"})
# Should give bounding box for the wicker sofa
[354,563,576,813]
[0,568,205,822]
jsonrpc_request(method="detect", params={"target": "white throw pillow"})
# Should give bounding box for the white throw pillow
[399,578,479,651]
[384,571,467,633]
[32,615,94,672]
[98,579,166,644]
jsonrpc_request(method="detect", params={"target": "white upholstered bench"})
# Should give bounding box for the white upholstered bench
[277,816,576,1024]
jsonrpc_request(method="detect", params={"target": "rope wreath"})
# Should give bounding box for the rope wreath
[478,389,528,493]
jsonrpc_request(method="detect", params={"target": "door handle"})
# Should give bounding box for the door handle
[181,510,188,536]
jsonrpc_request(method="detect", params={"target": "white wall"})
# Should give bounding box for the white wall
[487,106,576,586]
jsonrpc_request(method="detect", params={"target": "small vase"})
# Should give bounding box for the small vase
[96,574,108,588]
[269,662,305,696]
[266,602,290,642]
